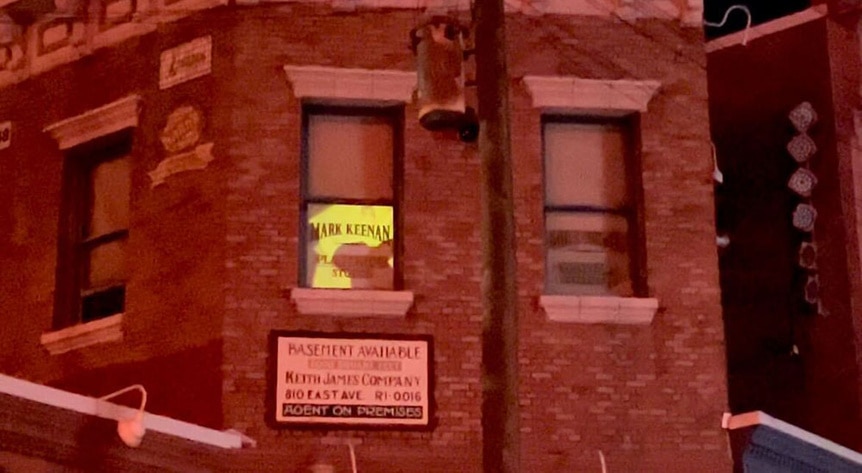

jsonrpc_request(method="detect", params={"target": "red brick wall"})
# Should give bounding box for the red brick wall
[826,13,862,450]
[0,5,730,471]
[0,14,227,427]
[511,17,728,473]
[220,8,729,472]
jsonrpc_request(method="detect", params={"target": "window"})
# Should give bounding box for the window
[543,116,646,298]
[42,95,139,350]
[54,130,132,328]
[300,104,402,290]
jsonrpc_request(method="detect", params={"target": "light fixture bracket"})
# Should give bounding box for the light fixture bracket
[99,384,148,447]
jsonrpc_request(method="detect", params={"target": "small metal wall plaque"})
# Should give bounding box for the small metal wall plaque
[159,36,212,90]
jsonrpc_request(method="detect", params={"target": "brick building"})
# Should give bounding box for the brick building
[0,0,732,471]
[706,0,862,459]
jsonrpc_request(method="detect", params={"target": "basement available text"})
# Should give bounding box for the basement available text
[287,342,422,359]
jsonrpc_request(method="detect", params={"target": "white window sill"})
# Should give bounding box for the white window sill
[40,313,124,355]
[290,288,413,318]
[539,295,658,325]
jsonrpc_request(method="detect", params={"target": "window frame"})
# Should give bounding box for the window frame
[53,129,133,329]
[298,103,404,291]
[541,113,648,298]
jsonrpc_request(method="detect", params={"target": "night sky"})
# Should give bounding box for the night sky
[704,0,812,39]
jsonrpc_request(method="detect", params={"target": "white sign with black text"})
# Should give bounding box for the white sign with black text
[271,332,432,428]
[159,36,212,90]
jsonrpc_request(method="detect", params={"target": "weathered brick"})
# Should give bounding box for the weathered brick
[0,5,731,472]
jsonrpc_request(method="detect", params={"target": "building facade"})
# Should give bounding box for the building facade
[706,0,862,455]
[0,0,731,470]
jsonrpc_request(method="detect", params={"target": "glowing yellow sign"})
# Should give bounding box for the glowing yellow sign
[307,204,394,289]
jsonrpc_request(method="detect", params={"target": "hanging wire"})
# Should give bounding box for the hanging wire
[99,384,148,411]
[703,5,752,46]
[712,142,724,184]
[348,442,358,473]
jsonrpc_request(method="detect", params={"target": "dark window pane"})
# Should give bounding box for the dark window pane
[544,122,627,209]
[81,285,125,322]
[308,114,393,200]
[558,261,607,286]
[88,155,130,238]
[545,212,632,296]
[86,238,128,289]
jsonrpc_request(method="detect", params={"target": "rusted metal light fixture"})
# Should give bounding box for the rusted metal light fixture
[411,16,478,142]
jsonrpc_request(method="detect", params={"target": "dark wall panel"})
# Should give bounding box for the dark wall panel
[708,18,861,449]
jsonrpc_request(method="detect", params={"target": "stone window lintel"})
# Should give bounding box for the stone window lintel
[523,75,661,112]
[44,94,141,150]
[284,65,415,104]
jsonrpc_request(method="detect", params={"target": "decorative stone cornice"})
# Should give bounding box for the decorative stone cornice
[284,65,416,103]
[523,76,661,112]
[0,0,225,89]
[260,0,701,24]
[44,94,141,149]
